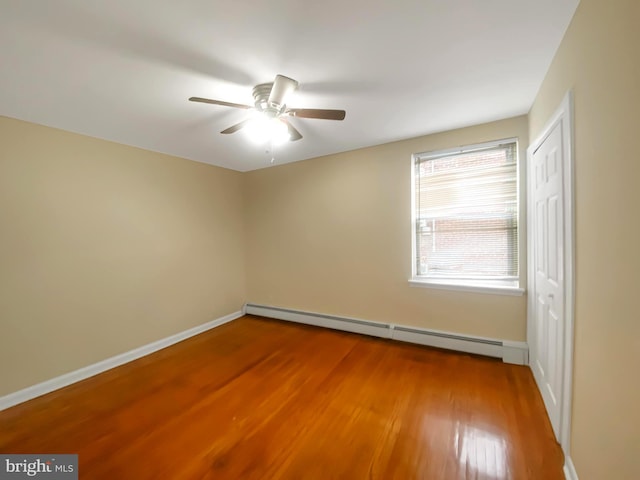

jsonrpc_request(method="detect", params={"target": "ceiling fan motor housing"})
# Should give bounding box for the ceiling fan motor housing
[253,83,279,115]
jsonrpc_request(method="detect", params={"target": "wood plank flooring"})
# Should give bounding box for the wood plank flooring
[0,315,564,479]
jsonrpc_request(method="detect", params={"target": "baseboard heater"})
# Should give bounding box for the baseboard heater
[244,303,528,365]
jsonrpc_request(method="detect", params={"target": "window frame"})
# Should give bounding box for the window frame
[409,138,525,296]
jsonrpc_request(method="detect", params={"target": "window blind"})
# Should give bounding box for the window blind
[414,141,518,280]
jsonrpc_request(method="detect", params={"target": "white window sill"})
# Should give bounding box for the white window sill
[408,278,525,296]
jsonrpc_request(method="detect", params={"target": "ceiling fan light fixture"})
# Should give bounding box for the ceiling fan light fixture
[190,74,346,147]
[244,112,290,146]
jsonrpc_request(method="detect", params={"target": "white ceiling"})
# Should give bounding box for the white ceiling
[0,0,579,172]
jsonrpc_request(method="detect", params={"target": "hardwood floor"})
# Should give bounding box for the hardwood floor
[0,315,564,479]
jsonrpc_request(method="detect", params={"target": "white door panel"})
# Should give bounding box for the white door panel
[530,122,565,439]
[548,195,559,283]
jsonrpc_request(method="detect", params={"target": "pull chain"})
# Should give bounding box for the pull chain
[268,138,276,164]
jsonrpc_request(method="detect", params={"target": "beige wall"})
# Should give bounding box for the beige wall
[245,116,528,341]
[0,116,246,396]
[529,0,640,478]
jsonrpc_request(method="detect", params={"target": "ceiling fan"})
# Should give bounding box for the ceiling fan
[189,75,346,143]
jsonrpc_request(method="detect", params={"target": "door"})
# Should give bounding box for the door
[530,121,565,439]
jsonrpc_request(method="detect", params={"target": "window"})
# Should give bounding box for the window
[410,139,523,295]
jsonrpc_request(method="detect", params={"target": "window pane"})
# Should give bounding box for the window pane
[414,141,518,281]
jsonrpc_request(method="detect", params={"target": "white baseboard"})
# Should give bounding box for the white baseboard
[563,456,579,480]
[0,310,242,412]
[244,303,528,365]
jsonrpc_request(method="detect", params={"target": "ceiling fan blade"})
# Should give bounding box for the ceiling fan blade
[189,97,252,110]
[281,118,303,141]
[220,119,251,134]
[287,108,346,121]
[268,75,298,107]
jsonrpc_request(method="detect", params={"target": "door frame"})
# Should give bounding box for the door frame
[526,91,575,456]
